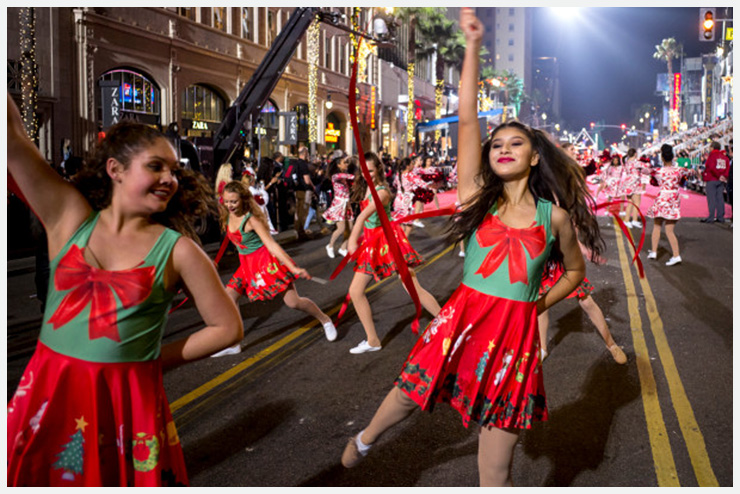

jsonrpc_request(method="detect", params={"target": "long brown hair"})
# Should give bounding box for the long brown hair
[449,121,604,263]
[351,151,387,203]
[219,181,268,231]
[73,121,217,242]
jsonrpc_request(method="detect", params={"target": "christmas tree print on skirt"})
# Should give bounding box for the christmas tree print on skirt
[54,416,87,481]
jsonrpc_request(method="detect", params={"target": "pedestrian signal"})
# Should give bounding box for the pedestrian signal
[700,8,715,42]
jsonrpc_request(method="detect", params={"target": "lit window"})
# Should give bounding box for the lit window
[241,8,250,39]
[213,7,226,32]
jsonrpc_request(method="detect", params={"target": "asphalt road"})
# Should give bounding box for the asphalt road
[5,215,733,487]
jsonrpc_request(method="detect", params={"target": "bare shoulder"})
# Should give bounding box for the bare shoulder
[172,235,211,272]
[550,204,572,235]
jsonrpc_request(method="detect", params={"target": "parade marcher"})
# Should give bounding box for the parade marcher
[241,167,277,235]
[700,141,730,223]
[646,144,692,266]
[537,261,627,364]
[344,152,441,354]
[596,152,627,215]
[211,181,337,357]
[409,155,431,228]
[215,161,234,202]
[324,152,357,258]
[340,9,604,487]
[7,94,244,486]
[291,147,313,239]
[621,148,644,228]
[257,157,282,230]
[390,157,416,237]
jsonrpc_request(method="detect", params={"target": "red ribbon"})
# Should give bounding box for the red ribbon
[595,199,646,278]
[47,245,155,341]
[475,214,547,284]
[345,38,422,333]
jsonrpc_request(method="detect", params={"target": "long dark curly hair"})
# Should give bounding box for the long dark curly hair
[73,121,217,243]
[449,121,604,263]
[351,151,388,203]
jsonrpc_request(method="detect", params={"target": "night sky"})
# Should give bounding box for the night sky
[530,6,729,133]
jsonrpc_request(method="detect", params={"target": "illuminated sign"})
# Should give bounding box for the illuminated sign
[672,73,681,110]
[727,27,733,40]
[192,120,209,130]
[370,86,376,130]
[325,122,341,143]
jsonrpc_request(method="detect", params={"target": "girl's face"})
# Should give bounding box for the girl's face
[113,137,179,213]
[339,157,349,171]
[488,127,539,180]
[564,145,577,160]
[222,191,243,215]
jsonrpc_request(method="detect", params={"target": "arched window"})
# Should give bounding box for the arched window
[293,103,309,144]
[181,84,225,122]
[98,69,161,126]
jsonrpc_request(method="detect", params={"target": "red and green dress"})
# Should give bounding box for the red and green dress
[395,199,555,429]
[7,212,188,486]
[354,186,423,281]
[539,262,594,300]
[226,213,297,301]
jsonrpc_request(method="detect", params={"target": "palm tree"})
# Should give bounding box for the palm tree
[415,9,457,125]
[653,37,682,76]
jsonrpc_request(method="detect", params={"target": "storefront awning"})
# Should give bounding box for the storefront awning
[416,109,504,133]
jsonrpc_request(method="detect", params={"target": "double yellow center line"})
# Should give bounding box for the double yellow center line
[613,222,718,487]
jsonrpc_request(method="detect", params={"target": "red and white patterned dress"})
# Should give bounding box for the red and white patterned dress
[601,164,625,198]
[391,171,417,223]
[411,168,435,204]
[621,158,641,197]
[323,172,355,223]
[646,167,688,220]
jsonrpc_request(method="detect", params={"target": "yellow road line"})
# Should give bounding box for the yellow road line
[631,248,719,486]
[170,243,455,413]
[613,223,679,486]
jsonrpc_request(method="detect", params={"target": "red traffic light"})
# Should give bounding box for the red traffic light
[590,122,595,128]
[621,124,626,130]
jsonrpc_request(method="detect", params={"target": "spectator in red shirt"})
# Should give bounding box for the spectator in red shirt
[701,141,730,223]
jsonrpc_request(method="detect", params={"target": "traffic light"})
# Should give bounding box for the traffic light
[621,124,626,131]
[590,122,595,129]
[700,8,715,42]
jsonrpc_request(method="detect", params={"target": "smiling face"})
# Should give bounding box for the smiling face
[488,127,539,180]
[110,137,179,214]
[222,191,243,215]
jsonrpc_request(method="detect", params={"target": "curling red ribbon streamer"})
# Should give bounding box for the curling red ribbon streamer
[169,235,232,314]
[395,205,458,225]
[595,199,646,278]
[347,38,422,333]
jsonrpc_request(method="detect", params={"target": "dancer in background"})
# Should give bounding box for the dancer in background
[215,161,234,202]
[324,152,357,258]
[621,148,643,228]
[242,167,277,235]
[391,157,416,237]
[212,181,337,357]
[7,94,243,486]
[340,9,604,486]
[344,152,441,354]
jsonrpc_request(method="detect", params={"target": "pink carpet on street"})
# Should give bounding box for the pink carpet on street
[426,184,732,219]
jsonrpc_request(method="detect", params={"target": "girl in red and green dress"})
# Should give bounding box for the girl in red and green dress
[339,9,605,487]
[211,181,337,357]
[344,152,441,354]
[7,95,244,486]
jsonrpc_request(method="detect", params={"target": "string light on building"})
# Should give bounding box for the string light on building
[435,80,443,141]
[407,63,415,144]
[307,18,320,144]
[19,7,39,142]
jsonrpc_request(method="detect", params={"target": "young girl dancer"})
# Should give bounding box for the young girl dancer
[646,144,692,266]
[596,153,626,212]
[215,161,234,202]
[409,155,430,228]
[345,152,441,354]
[391,157,416,237]
[621,148,643,228]
[242,167,277,234]
[537,263,627,364]
[7,95,243,486]
[212,181,336,357]
[340,9,603,486]
[324,153,357,258]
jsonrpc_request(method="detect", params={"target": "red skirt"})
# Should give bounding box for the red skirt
[539,263,594,300]
[353,223,423,281]
[7,342,188,486]
[395,284,547,430]
[227,245,298,302]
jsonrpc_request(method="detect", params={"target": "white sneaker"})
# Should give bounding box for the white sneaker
[210,343,241,357]
[338,247,348,257]
[412,220,425,228]
[665,255,682,266]
[349,340,382,354]
[459,250,465,258]
[647,251,657,260]
[632,220,643,228]
[624,221,633,228]
[326,244,335,259]
[323,321,337,341]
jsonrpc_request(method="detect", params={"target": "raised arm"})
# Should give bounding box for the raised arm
[457,8,485,204]
[7,93,91,254]
[160,236,243,368]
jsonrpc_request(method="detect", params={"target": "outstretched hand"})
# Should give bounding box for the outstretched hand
[460,7,484,43]
[293,267,311,280]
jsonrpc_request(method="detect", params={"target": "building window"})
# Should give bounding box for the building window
[178,8,195,21]
[213,7,226,31]
[241,7,250,39]
[324,33,331,67]
[182,84,225,123]
[98,69,161,126]
[293,103,309,143]
[8,59,21,92]
[338,41,346,75]
[508,39,514,46]
[267,10,276,45]
[508,54,514,62]
[509,23,514,32]
[509,8,515,16]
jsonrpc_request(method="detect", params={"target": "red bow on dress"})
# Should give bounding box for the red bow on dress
[46,245,155,342]
[475,214,547,284]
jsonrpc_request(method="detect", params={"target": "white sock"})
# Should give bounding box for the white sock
[356,430,372,455]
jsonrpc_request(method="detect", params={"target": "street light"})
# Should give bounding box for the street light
[541,113,548,121]
[325,93,333,110]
